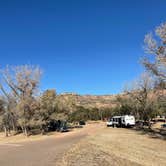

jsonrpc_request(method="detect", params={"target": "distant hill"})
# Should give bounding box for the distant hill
[57,93,119,110]
[56,89,166,112]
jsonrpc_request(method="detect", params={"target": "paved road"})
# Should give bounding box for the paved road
[0,132,87,166]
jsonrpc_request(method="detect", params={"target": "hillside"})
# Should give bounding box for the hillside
[57,93,118,110]
[56,89,166,112]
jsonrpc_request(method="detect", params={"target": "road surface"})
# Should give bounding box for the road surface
[0,132,87,166]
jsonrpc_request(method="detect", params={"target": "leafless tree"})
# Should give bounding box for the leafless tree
[0,65,42,136]
[125,73,157,122]
[143,22,166,82]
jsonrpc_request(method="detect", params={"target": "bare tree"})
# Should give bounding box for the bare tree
[0,97,8,136]
[143,22,166,82]
[0,65,42,136]
[125,73,157,122]
[0,84,18,136]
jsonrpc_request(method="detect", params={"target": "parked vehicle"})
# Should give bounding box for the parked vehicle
[79,121,86,125]
[107,115,135,128]
[59,121,69,132]
[106,118,113,127]
[161,124,166,128]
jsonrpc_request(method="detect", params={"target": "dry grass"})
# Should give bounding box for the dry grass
[152,122,165,129]
[0,128,83,144]
[60,126,166,166]
[59,141,141,166]
[0,122,104,144]
[0,131,60,143]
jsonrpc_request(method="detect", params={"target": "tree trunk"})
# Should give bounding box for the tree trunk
[24,127,28,137]
[4,126,8,137]
[21,125,24,134]
[41,127,45,135]
[21,125,28,136]
[12,123,17,135]
[11,119,17,133]
[99,109,103,121]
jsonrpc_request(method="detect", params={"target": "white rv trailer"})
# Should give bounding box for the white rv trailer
[107,115,135,127]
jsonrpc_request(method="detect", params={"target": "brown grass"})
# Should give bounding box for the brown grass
[60,126,166,166]
[0,131,60,143]
[0,122,104,144]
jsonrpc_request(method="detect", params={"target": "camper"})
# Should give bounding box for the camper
[107,115,135,127]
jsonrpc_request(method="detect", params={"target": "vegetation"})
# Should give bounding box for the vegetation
[68,106,113,122]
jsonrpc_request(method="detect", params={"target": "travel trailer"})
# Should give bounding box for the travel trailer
[107,115,135,127]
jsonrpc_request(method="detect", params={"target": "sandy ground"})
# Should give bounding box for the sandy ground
[60,125,166,166]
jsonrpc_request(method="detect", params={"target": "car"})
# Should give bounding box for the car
[79,121,86,125]
[59,121,69,132]
[106,119,113,127]
[59,126,69,132]
[161,124,166,128]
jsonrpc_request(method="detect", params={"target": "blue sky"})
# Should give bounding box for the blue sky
[0,0,166,95]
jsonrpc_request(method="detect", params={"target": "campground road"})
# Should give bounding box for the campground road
[0,132,87,166]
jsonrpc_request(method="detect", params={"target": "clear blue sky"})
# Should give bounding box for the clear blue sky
[0,0,166,95]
